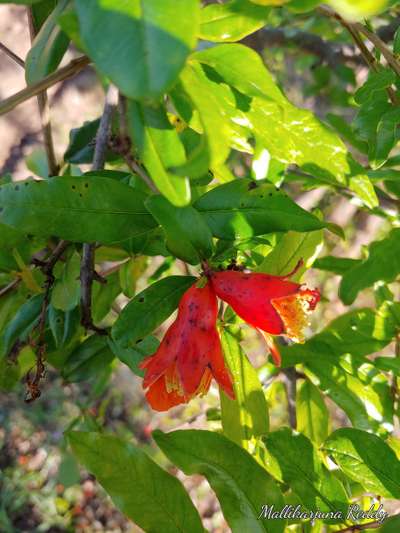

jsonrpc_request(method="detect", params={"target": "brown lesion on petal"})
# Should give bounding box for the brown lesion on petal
[271,288,320,343]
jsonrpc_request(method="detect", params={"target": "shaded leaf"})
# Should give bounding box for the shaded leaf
[111,276,195,349]
[145,195,214,264]
[68,431,203,532]
[323,428,400,498]
[75,0,200,100]
[0,177,157,245]
[154,429,285,533]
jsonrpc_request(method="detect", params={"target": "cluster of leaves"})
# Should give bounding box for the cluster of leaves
[2,0,400,531]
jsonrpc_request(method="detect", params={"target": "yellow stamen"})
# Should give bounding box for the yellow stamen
[272,292,314,343]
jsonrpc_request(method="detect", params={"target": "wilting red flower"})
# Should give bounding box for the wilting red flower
[140,281,234,411]
[210,262,320,366]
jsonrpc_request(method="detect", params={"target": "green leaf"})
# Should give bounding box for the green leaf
[220,328,269,448]
[257,228,323,280]
[75,0,200,100]
[0,294,43,359]
[25,0,70,85]
[262,428,348,522]
[327,0,388,20]
[51,251,81,312]
[68,431,203,533]
[0,176,157,245]
[145,195,214,264]
[173,62,233,176]
[304,358,393,432]
[154,429,285,533]
[92,271,121,324]
[111,276,195,349]
[127,100,190,206]
[323,428,400,498]
[296,379,329,446]
[110,335,159,377]
[280,305,399,368]
[314,255,361,275]
[354,69,396,106]
[199,0,269,43]
[377,514,400,532]
[193,44,286,104]
[62,336,114,383]
[340,228,400,305]
[194,179,332,240]
[64,118,114,164]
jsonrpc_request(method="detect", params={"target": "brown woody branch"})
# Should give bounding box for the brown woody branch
[26,240,69,402]
[80,85,118,335]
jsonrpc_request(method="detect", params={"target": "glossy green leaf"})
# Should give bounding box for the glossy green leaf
[62,336,114,383]
[193,44,286,104]
[68,431,203,532]
[111,335,159,377]
[0,294,43,359]
[262,428,348,522]
[280,304,399,368]
[304,358,393,433]
[377,514,400,532]
[64,118,103,164]
[194,179,332,240]
[92,272,121,324]
[119,257,147,299]
[328,0,388,20]
[145,195,214,264]
[48,306,81,349]
[257,228,323,280]
[75,0,200,100]
[127,100,190,206]
[25,0,70,85]
[111,276,195,349]
[173,62,233,176]
[51,251,80,312]
[314,255,361,276]
[296,379,329,446]
[199,0,269,43]
[220,328,269,448]
[0,177,157,245]
[323,428,400,498]
[154,429,285,533]
[340,228,400,305]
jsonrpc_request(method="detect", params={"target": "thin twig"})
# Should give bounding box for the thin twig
[319,6,399,104]
[27,8,59,176]
[117,94,158,192]
[0,42,25,68]
[0,55,90,116]
[355,23,400,78]
[0,278,21,298]
[80,86,118,334]
[25,240,69,402]
[282,367,297,429]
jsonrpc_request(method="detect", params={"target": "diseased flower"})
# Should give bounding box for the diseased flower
[209,262,320,366]
[140,281,234,411]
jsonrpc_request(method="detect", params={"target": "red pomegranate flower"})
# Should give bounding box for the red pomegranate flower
[209,262,320,366]
[140,281,234,411]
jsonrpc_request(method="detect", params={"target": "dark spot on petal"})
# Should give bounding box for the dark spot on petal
[72,185,76,190]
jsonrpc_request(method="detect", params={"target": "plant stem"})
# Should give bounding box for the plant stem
[0,42,25,68]
[0,55,90,116]
[27,8,59,176]
[80,85,118,334]
[283,367,297,429]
